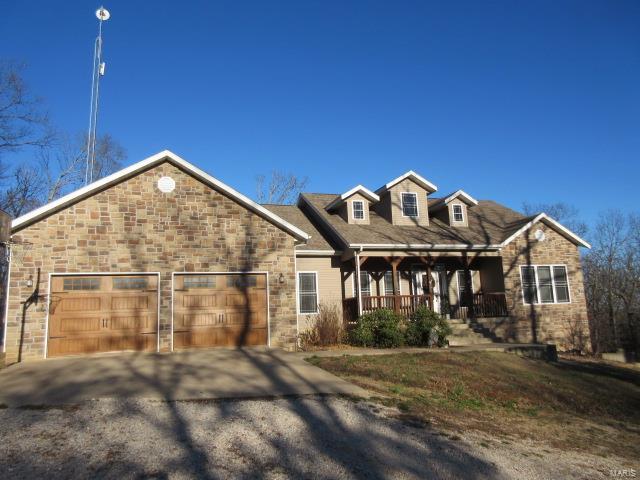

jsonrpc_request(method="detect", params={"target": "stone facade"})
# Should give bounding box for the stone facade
[5,162,298,363]
[499,224,590,351]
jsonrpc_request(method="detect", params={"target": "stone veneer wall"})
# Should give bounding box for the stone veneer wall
[498,224,590,351]
[4,161,298,363]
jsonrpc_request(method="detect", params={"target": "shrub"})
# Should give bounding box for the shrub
[405,306,452,347]
[349,309,404,348]
[298,302,344,349]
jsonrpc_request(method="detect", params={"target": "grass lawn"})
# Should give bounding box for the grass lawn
[308,351,640,461]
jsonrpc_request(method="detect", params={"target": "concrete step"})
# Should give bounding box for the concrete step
[448,336,494,346]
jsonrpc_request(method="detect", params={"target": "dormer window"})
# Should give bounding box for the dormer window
[352,200,364,220]
[401,193,419,217]
[452,204,464,222]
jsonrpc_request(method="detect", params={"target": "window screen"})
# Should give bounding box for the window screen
[384,271,400,295]
[359,273,371,296]
[298,273,318,314]
[520,265,571,304]
[352,201,364,220]
[401,193,418,217]
[553,266,570,303]
[452,204,464,222]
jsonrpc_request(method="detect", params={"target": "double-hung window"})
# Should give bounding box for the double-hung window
[452,204,464,222]
[298,272,318,314]
[383,271,401,295]
[519,265,570,304]
[359,272,371,296]
[401,193,418,217]
[352,200,364,220]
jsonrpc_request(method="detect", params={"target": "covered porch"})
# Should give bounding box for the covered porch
[342,251,509,323]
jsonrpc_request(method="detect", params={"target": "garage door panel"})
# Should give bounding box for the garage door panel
[173,327,268,349]
[111,295,149,310]
[182,294,218,308]
[48,274,158,358]
[59,296,103,312]
[110,315,155,333]
[173,273,267,349]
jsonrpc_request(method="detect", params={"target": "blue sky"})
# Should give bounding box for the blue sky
[2,1,639,229]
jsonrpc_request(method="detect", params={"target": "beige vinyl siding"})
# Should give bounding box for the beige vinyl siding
[297,255,343,330]
[389,179,430,226]
[448,269,482,306]
[448,202,469,227]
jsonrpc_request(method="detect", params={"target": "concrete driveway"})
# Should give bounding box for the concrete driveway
[0,348,369,407]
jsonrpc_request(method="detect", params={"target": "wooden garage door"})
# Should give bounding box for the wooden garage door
[48,275,158,357]
[173,273,268,349]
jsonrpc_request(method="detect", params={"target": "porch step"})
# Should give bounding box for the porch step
[446,319,494,346]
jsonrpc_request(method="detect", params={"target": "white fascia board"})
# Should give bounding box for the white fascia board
[11,150,310,242]
[349,243,500,250]
[443,189,478,206]
[325,185,380,210]
[375,170,438,195]
[295,249,342,256]
[500,213,591,249]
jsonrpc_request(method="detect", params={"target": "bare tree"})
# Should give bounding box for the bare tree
[583,210,640,356]
[0,164,44,217]
[0,61,53,161]
[0,133,125,215]
[256,170,308,205]
[38,133,125,202]
[522,201,588,238]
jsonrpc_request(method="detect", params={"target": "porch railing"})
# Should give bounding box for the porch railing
[343,292,508,324]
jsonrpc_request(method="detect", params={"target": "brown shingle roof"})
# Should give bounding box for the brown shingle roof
[262,204,340,251]
[299,193,528,248]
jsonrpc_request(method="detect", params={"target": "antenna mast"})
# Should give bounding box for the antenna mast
[85,6,110,185]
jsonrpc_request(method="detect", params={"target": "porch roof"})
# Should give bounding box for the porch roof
[300,193,529,250]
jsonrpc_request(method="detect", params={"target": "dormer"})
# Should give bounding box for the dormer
[325,185,379,225]
[373,171,437,226]
[430,190,478,227]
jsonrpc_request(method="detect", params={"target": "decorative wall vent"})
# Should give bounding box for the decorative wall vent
[157,176,176,193]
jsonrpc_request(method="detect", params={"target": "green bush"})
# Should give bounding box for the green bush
[349,309,404,348]
[405,306,452,347]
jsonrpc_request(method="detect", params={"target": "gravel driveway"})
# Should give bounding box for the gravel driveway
[0,396,622,479]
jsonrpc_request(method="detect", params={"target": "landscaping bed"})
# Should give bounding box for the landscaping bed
[307,351,640,462]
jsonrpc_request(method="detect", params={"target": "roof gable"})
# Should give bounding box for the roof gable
[500,213,591,249]
[324,185,380,211]
[11,150,310,242]
[375,170,438,195]
[431,190,479,210]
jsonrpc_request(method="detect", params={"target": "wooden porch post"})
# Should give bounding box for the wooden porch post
[419,256,434,310]
[355,253,362,317]
[387,256,402,314]
[462,252,475,320]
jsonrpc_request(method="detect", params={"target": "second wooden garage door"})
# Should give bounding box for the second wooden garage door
[173,273,268,349]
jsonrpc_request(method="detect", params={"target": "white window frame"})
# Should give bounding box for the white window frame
[352,200,365,220]
[400,192,419,218]
[519,265,572,305]
[456,270,475,301]
[452,203,464,222]
[382,271,402,296]
[297,271,319,314]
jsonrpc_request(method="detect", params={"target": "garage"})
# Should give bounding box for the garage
[47,274,159,358]
[173,273,268,349]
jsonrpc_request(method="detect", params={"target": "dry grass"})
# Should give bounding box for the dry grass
[308,351,640,461]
